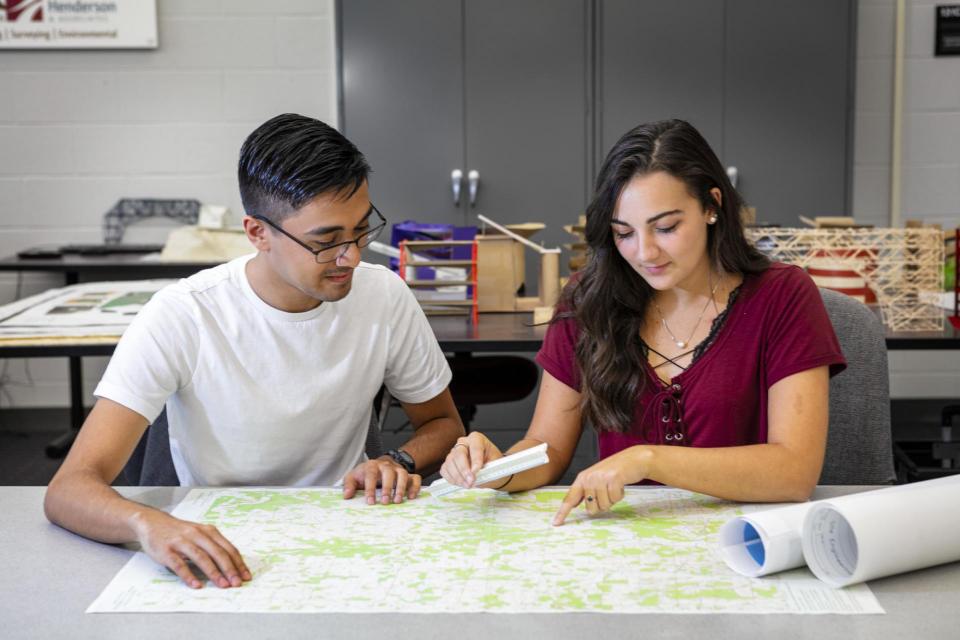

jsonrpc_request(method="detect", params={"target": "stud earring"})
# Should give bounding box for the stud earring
[707,214,718,224]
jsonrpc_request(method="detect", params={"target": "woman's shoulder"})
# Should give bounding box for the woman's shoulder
[753,261,808,283]
[745,261,815,296]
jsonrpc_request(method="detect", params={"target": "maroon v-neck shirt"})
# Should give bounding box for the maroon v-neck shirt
[536,263,846,460]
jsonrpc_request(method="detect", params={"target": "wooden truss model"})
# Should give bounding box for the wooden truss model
[746,228,945,332]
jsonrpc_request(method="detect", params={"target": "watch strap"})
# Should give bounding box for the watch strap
[385,448,415,473]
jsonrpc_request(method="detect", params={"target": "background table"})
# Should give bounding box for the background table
[0,253,220,451]
[0,253,956,454]
[0,253,218,285]
[0,313,550,456]
[2,485,957,640]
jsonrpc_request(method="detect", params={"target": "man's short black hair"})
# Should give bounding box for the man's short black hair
[238,113,371,223]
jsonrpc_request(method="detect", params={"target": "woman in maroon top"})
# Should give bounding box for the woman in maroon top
[440,120,846,525]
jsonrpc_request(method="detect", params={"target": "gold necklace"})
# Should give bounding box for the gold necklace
[653,275,722,350]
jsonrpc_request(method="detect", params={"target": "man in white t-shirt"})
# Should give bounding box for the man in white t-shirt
[44,114,465,591]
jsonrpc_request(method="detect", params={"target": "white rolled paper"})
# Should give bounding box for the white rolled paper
[719,475,960,584]
[801,475,960,587]
[719,502,814,576]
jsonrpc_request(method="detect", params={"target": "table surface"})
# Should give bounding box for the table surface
[2,485,958,640]
[0,253,956,352]
[0,308,956,358]
[0,253,218,274]
[0,312,549,356]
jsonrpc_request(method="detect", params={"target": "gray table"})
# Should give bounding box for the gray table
[2,486,958,640]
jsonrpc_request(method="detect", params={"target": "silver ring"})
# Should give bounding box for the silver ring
[454,443,468,450]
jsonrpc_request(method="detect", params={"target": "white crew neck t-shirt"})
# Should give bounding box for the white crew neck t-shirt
[94,255,452,486]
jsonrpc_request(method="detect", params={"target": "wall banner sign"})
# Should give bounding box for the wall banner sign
[0,0,157,49]
[936,5,960,55]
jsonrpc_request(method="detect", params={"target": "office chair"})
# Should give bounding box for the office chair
[817,288,897,485]
[376,355,540,435]
[120,407,385,486]
[447,354,540,432]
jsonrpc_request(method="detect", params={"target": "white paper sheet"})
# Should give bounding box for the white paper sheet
[0,280,173,339]
[87,487,882,615]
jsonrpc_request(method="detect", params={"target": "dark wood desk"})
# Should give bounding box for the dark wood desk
[0,311,547,456]
[0,254,218,285]
[0,251,956,454]
[2,306,956,358]
[0,312,547,358]
[884,319,960,350]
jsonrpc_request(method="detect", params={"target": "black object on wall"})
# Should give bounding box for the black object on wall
[936,5,960,56]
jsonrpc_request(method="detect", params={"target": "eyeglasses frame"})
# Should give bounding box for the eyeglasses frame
[251,205,387,264]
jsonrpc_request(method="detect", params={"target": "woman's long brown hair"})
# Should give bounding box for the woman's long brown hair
[561,120,769,433]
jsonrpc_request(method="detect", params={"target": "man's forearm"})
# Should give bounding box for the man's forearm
[44,470,160,544]
[399,417,464,475]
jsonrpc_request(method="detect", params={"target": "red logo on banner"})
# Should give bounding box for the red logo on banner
[1,0,44,22]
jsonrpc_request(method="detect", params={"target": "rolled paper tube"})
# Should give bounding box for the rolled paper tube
[719,502,814,576]
[719,475,960,579]
[801,475,960,588]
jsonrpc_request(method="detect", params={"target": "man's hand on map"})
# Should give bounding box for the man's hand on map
[131,509,252,590]
[439,432,505,488]
[553,446,653,526]
[342,458,422,505]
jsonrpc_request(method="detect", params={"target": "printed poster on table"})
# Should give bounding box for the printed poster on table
[0,0,157,49]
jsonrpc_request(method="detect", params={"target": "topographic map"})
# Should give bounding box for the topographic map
[88,487,882,614]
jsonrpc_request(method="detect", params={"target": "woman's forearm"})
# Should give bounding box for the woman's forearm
[640,442,821,503]
[482,438,569,492]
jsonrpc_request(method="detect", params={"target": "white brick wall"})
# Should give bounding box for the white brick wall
[852,0,895,226]
[854,0,960,228]
[0,1,337,408]
[855,0,960,399]
[0,1,955,407]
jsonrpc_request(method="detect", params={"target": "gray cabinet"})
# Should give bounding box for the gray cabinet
[341,0,855,241]
[599,1,725,158]
[464,0,588,242]
[340,0,589,261]
[340,0,464,227]
[599,0,855,226]
[723,0,855,226]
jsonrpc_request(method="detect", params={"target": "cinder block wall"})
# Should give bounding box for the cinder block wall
[0,1,955,409]
[854,0,960,398]
[0,0,337,407]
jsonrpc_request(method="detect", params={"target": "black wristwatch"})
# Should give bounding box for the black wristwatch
[384,448,416,473]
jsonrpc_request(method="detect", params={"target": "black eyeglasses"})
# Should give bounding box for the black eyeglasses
[253,205,387,264]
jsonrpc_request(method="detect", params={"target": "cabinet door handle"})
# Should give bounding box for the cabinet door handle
[726,166,738,189]
[451,169,463,206]
[468,170,480,207]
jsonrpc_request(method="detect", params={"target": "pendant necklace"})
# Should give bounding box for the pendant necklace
[654,275,722,350]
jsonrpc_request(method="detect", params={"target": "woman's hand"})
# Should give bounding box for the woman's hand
[439,432,504,488]
[553,446,652,526]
